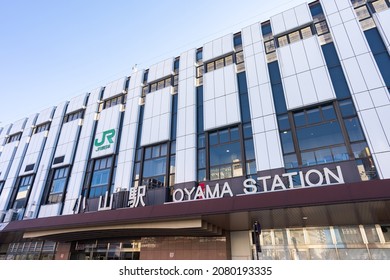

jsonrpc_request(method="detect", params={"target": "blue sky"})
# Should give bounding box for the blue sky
[0,0,308,127]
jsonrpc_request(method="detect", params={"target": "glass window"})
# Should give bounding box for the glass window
[215,58,224,69]
[13,175,34,209]
[206,62,215,72]
[332,146,350,162]
[372,0,389,13]
[89,157,112,198]
[288,31,301,44]
[198,134,206,148]
[322,105,336,120]
[284,154,298,168]
[265,40,276,54]
[294,112,306,127]
[225,55,233,66]
[246,161,256,175]
[302,151,316,166]
[243,123,253,138]
[344,117,365,142]
[244,139,255,160]
[236,51,244,64]
[297,122,344,150]
[315,21,329,35]
[152,145,160,158]
[339,100,356,117]
[47,167,69,204]
[315,148,333,164]
[355,5,371,20]
[278,35,288,47]
[209,127,243,180]
[143,158,166,178]
[301,27,312,39]
[198,149,206,169]
[351,142,371,158]
[280,131,295,154]
[142,143,169,188]
[210,142,241,166]
[306,108,321,124]
[196,66,204,78]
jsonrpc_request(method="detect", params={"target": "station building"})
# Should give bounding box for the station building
[1,0,390,260]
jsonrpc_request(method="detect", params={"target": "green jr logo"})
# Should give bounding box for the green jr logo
[94,129,115,151]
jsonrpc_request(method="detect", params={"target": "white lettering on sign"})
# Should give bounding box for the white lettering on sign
[173,166,345,203]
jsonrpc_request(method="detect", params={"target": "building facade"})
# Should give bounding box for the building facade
[1,0,390,260]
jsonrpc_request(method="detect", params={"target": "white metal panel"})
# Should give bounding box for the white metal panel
[9,118,27,136]
[158,113,171,141]
[335,0,352,10]
[248,86,263,119]
[339,7,355,22]
[224,64,237,94]
[283,76,302,109]
[327,12,343,27]
[244,44,254,58]
[214,68,225,98]
[375,152,390,179]
[244,56,258,88]
[303,37,325,70]
[163,58,173,77]
[256,53,269,85]
[203,99,215,131]
[36,107,55,125]
[332,24,355,59]
[290,41,309,74]
[266,130,284,169]
[175,149,185,183]
[253,41,264,55]
[355,91,375,111]
[147,58,174,83]
[344,20,369,56]
[185,148,196,181]
[61,88,102,215]
[264,115,276,132]
[278,46,295,78]
[186,79,196,107]
[26,101,66,218]
[215,96,227,128]
[222,34,233,54]
[176,108,186,138]
[270,13,286,36]
[254,133,270,171]
[103,77,127,99]
[52,121,80,167]
[185,105,196,136]
[203,41,213,62]
[251,22,262,44]
[242,26,253,47]
[376,105,390,143]
[0,145,18,181]
[374,9,390,52]
[295,3,313,27]
[66,92,89,114]
[370,88,390,107]
[260,83,275,116]
[342,58,368,93]
[356,53,385,90]
[203,72,214,101]
[213,37,223,59]
[311,66,336,102]
[283,8,298,33]
[252,117,265,135]
[320,0,338,16]
[225,92,241,126]
[19,127,47,176]
[156,61,164,80]
[360,109,390,153]
[297,71,317,105]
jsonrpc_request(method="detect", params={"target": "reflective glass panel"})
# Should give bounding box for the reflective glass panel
[297,122,344,150]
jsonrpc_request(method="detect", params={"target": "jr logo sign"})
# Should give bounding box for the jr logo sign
[94,129,115,151]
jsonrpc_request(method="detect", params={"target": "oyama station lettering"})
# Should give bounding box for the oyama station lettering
[173,166,344,202]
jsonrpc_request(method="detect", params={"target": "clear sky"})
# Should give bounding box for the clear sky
[0,0,308,127]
